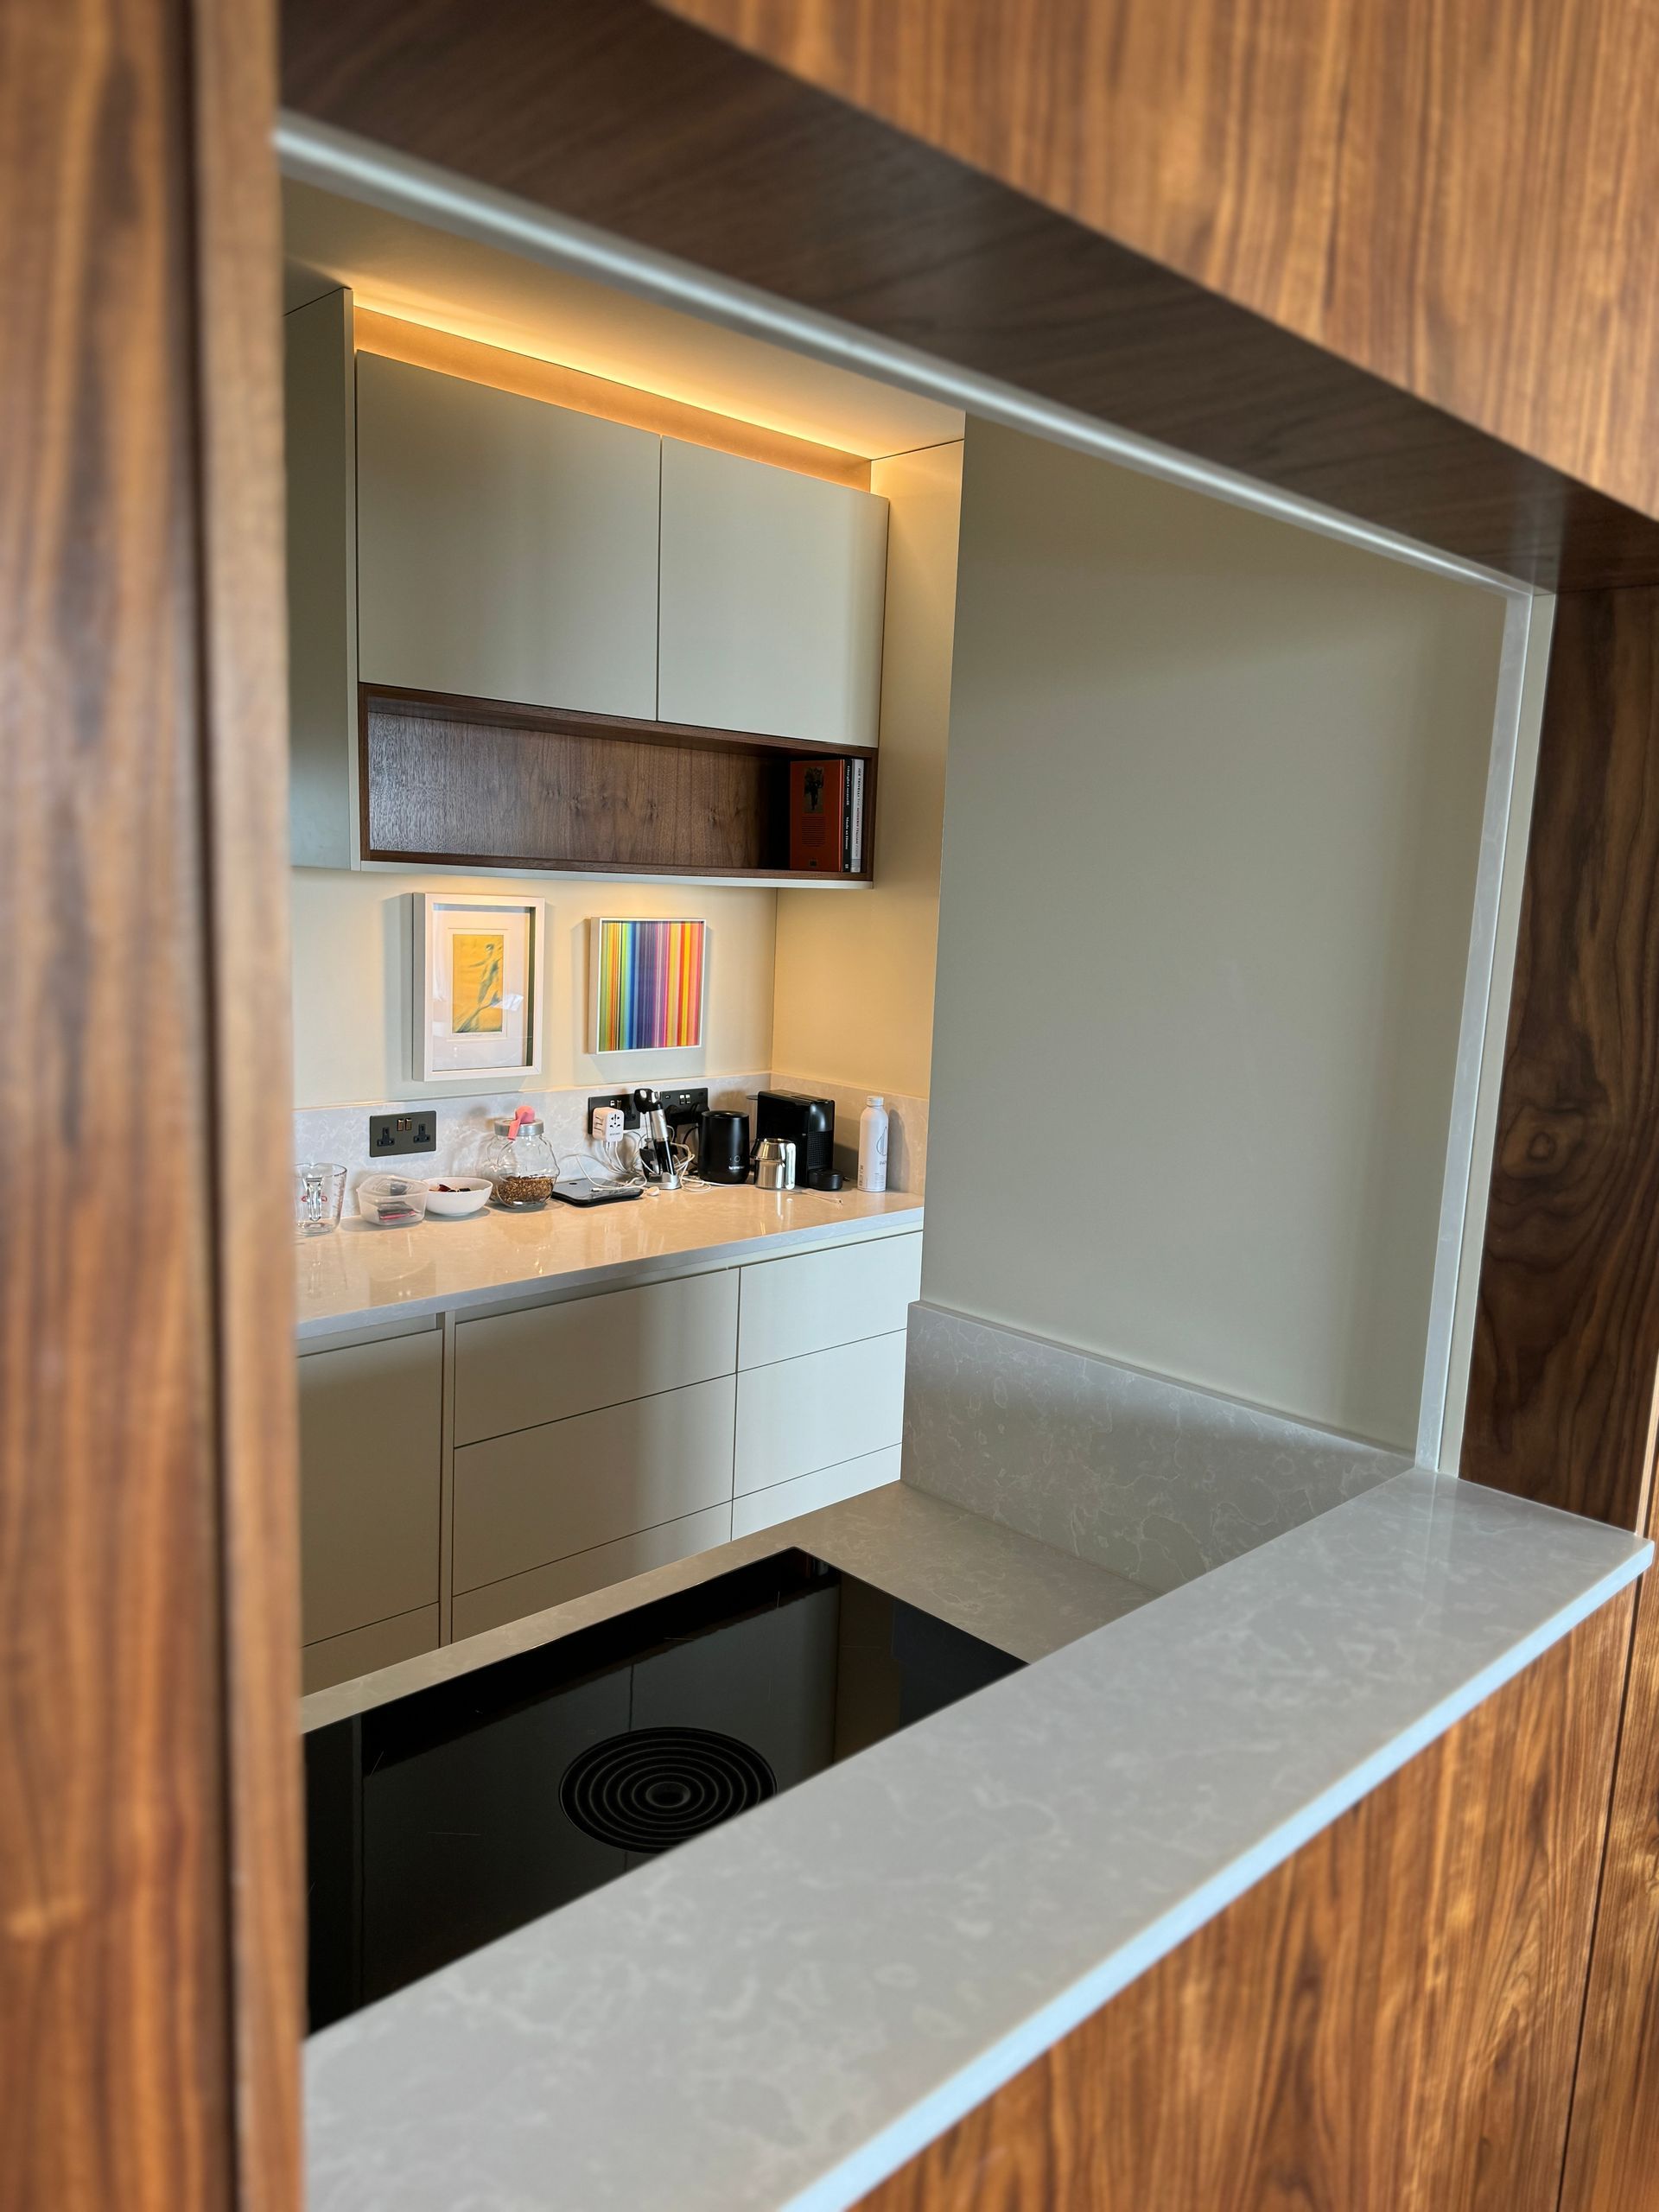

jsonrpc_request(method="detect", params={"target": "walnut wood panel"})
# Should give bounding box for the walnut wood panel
[354,308,871,488]
[0,0,299,2208]
[1561,1554,1659,2212]
[189,0,306,2200]
[1462,590,1659,1532]
[857,1599,1630,2212]
[663,0,1659,530]
[279,0,1659,592]
[362,690,877,878]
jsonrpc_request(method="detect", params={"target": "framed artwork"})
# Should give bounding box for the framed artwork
[588,917,709,1064]
[414,893,544,1083]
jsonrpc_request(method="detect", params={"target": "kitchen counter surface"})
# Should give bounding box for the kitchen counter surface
[295,1182,922,1340]
[305,1470,1649,2212]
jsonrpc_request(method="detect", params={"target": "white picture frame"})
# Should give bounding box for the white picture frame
[414,893,544,1084]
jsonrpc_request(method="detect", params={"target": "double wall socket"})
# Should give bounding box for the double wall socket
[369,1111,437,1157]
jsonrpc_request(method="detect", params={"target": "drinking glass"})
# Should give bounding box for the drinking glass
[295,1160,347,1236]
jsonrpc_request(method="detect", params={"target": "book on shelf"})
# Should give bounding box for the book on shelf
[789,755,866,874]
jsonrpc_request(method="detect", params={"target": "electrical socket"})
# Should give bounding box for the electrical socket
[588,1090,640,1131]
[368,1110,437,1157]
[658,1086,709,1128]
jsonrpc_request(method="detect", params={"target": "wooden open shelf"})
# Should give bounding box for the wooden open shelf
[359,685,877,881]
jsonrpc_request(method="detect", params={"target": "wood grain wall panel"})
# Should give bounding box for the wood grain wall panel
[278,0,1659,591]
[661,0,1659,529]
[1562,1557,1659,2212]
[188,0,306,2196]
[1462,589,1659,1532]
[0,0,300,2206]
[857,1598,1630,2212]
[363,700,779,874]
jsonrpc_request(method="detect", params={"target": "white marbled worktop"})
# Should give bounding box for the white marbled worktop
[305,1469,1649,2212]
[295,1182,922,1340]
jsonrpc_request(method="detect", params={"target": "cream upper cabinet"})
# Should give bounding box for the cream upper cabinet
[658,439,888,747]
[354,353,660,715]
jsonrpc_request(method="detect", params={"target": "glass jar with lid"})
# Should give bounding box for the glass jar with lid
[481,1109,559,1209]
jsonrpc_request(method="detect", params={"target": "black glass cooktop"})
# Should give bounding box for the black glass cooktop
[305,1549,1022,2031]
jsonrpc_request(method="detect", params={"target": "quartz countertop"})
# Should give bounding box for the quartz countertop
[295,1182,922,1340]
[305,1470,1649,2212]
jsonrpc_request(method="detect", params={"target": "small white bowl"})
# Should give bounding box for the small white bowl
[421,1175,492,1218]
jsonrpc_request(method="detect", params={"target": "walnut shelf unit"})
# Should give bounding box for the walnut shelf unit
[359,686,878,884]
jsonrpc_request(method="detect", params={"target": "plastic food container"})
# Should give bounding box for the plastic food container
[422,1175,492,1218]
[356,1173,429,1229]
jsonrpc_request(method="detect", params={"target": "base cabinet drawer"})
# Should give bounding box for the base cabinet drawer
[454,1375,736,1593]
[454,1268,738,1445]
[302,1605,441,1695]
[299,1330,442,1645]
[738,1233,921,1369]
[451,1505,734,1640]
[735,1332,906,1495]
[732,1447,902,1538]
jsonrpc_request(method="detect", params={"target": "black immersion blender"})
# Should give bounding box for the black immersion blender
[632,1087,678,1189]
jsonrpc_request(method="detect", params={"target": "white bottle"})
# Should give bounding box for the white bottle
[857,1096,889,1192]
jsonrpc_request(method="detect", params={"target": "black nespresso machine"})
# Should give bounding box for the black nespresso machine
[753,1090,837,1185]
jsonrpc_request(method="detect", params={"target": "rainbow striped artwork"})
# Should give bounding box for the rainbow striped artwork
[592,918,707,1054]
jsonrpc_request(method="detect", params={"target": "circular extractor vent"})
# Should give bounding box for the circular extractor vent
[559,1726,777,1855]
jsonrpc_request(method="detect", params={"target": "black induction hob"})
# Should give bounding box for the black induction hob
[305,1549,1022,2031]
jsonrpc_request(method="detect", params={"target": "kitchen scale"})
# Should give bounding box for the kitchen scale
[304,1549,1021,2030]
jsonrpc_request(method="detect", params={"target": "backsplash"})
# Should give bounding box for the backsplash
[901,1303,1409,1594]
[293,1071,928,1192]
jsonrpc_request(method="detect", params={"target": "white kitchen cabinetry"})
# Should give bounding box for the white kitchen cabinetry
[451,1505,734,1641]
[658,438,888,747]
[454,1271,738,1446]
[287,292,892,875]
[453,1376,738,1594]
[355,353,660,718]
[733,1447,902,1539]
[735,1333,907,1494]
[737,1233,923,1370]
[298,1329,443,1687]
[296,1226,921,1676]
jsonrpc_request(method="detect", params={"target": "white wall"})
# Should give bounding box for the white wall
[290,869,777,1106]
[922,421,1508,1448]
[770,442,962,1103]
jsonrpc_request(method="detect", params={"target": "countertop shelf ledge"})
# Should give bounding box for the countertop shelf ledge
[304,1467,1649,2212]
[296,1182,923,1339]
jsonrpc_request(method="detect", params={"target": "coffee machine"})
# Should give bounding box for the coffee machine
[753,1090,836,1185]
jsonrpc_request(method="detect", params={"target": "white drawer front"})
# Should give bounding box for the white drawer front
[451,1505,734,1641]
[453,1375,735,1592]
[454,1268,738,1446]
[732,1447,901,1539]
[738,1233,921,1370]
[735,1332,906,1495]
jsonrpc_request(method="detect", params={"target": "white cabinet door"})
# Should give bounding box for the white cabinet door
[356,353,660,715]
[658,439,887,746]
[298,1329,443,1645]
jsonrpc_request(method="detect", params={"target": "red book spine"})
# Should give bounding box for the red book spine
[789,757,848,872]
